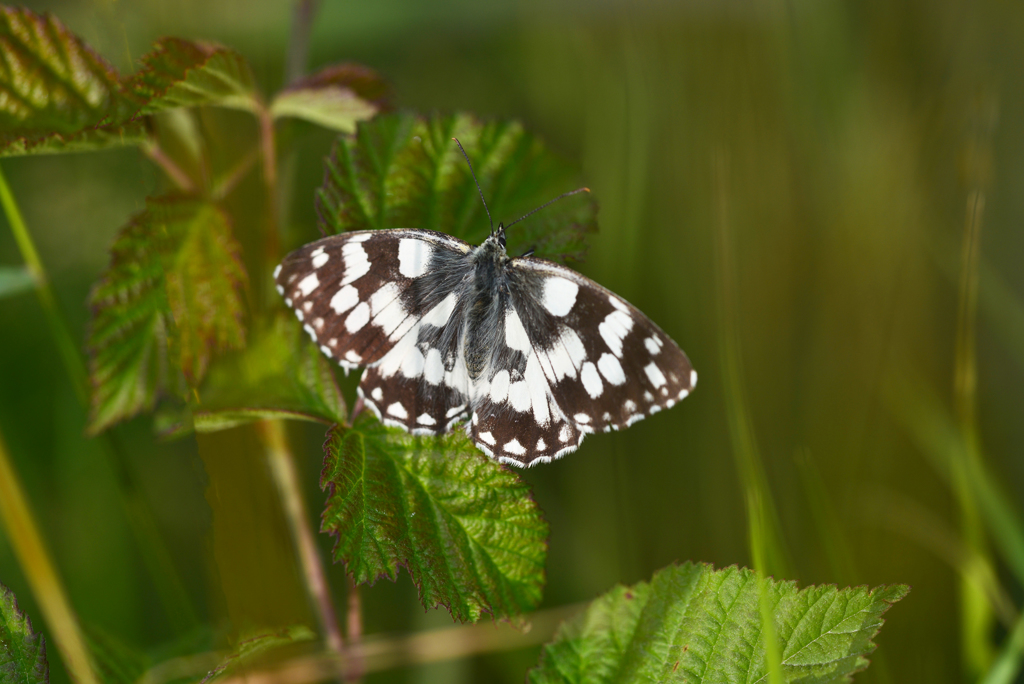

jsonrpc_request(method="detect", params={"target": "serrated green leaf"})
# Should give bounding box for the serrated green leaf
[0,266,33,299]
[128,38,259,115]
[530,563,908,684]
[0,7,143,156]
[322,415,548,623]
[201,626,315,684]
[270,63,385,132]
[0,582,47,684]
[87,195,247,434]
[189,313,346,432]
[317,112,596,262]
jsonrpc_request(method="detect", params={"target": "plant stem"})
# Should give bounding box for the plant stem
[345,575,363,682]
[0,163,88,404]
[258,419,345,655]
[0,427,100,684]
[141,140,197,193]
[286,0,322,85]
[711,149,791,579]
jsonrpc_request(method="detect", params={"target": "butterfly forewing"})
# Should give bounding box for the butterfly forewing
[466,258,695,465]
[274,229,473,369]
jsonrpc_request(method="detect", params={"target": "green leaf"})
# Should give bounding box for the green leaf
[0,7,143,156]
[201,626,315,684]
[128,38,259,115]
[317,112,596,262]
[322,415,548,623]
[87,195,247,434]
[0,582,47,684]
[530,563,908,684]
[0,266,33,299]
[270,63,386,132]
[189,313,347,432]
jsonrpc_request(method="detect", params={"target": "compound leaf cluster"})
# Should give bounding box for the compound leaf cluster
[530,563,908,684]
[317,112,596,262]
[321,415,548,623]
[0,583,47,684]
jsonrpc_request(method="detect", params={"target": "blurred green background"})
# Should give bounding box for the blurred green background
[2,0,1023,682]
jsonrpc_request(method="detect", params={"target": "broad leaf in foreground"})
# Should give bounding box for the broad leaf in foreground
[0,7,142,155]
[322,416,548,622]
[270,63,386,132]
[0,582,47,684]
[201,626,315,684]
[316,112,596,262]
[87,195,246,434]
[189,314,347,433]
[530,563,908,684]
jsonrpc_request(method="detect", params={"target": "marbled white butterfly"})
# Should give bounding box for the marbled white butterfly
[275,150,696,467]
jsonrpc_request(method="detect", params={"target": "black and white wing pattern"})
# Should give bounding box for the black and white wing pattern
[468,258,695,465]
[274,229,476,432]
[276,227,696,467]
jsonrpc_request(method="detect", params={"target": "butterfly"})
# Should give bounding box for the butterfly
[274,150,696,467]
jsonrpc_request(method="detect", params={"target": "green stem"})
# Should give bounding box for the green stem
[0,427,99,684]
[981,609,1024,684]
[0,163,88,404]
[257,420,345,654]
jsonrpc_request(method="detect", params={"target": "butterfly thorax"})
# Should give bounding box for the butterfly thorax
[463,230,511,380]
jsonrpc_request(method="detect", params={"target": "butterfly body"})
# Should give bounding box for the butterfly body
[275,225,695,467]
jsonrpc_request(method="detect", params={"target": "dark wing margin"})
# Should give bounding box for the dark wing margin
[475,256,695,467]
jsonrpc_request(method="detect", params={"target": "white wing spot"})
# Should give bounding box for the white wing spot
[574,413,591,423]
[386,402,408,419]
[541,276,579,317]
[398,238,433,278]
[312,251,330,269]
[580,362,603,398]
[401,347,425,379]
[504,439,526,456]
[598,309,634,357]
[602,412,612,421]
[504,309,531,352]
[508,381,531,412]
[559,424,572,443]
[370,283,406,337]
[644,362,667,388]
[295,309,304,322]
[371,387,383,401]
[643,391,654,402]
[479,430,496,446]
[536,438,546,451]
[273,264,282,279]
[303,300,313,312]
[446,404,466,418]
[416,413,436,426]
[423,348,445,384]
[313,317,324,330]
[624,399,637,413]
[608,295,629,312]
[345,350,361,363]
[320,345,332,357]
[645,336,664,355]
[330,285,359,314]
[690,369,698,388]
[303,323,315,338]
[348,233,372,242]
[341,242,371,285]
[276,284,284,295]
[678,388,690,400]
[345,301,370,332]
[297,273,320,296]
[598,353,626,385]
[490,369,511,404]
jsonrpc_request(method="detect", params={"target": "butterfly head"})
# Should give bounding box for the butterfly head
[489,222,507,249]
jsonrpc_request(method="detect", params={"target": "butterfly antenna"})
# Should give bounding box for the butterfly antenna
[504,187,590,230]
[452,138,494,233]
